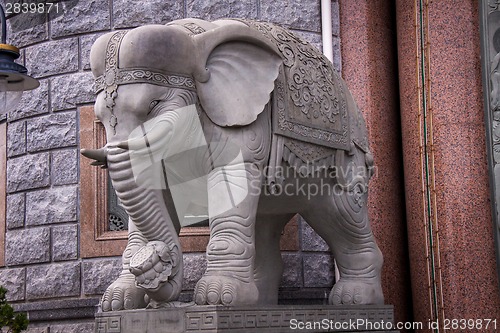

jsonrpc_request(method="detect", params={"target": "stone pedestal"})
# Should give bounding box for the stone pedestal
[95,304,397,333]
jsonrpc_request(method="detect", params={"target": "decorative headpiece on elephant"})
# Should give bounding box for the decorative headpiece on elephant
[82,18,383,311]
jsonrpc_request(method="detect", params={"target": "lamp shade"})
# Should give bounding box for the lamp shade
[0,44,39,114]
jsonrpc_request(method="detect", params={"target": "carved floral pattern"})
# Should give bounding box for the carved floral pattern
[237,20,349,151]
[490,0,500,12]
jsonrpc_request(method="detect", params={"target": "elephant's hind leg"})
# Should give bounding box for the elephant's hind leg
[302,187,384,305]
[254,213,294,304]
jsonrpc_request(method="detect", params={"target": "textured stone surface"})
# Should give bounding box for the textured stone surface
[291,31,341,73]
[301,221,329,252]
[7,79,49,122]
[50,0,110,38]
[52,224,78,261]
[82,258,122,295]
[27,112,77,152]
[7,120,26,157]
[186,0,258,21]
[26,262,81,300]
[80,32,106,70]
[25,38,78,78]
[303,254,335,288]
[5,227,50,266]
[113,0,183,28]
[7,152,50,192]
[7,11,48,47]
[25,186,78,226]
[50,323,95,333]
[280,253,302,288]
[52,149,78,185]
[24,326,49,333]
[50,72,95,111]
[261,0,321,32]
[182,253,207,290]
[6,193,25,229]
[0,268,25,301]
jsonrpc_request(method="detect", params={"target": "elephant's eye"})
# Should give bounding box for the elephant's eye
[149,100,160,110]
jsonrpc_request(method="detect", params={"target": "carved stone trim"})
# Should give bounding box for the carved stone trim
[94,69,196,94]
[479,0,500,294]
[183,22,206,35]
[95,305,396,333]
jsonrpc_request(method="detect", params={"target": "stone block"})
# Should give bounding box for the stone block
[280,253,302,288]
[6,193,25,229]
[52,224,78,261]
[7,152,50,193]
[26,262,81,300]
[50,72,94,111]
[82,258,122,295]
[25,185,78,226]
[25,326,49,333]
[7,120,25,157]
[50,0,110,38]
[5,227,50,266]
[303,254,335,288]
[80,32,106,71]
[186,0,258,22]
[27,112,77,152]
[113,0,183,29]
[261,0,321,32]
[182,253,206,290]
[7,79,49,122]
[0,267,25,301]
[25,38,78,78]
[52,149,78,185]
[332,1,340,37]
[301,221,329,252]
[50,323,95,333]
[7,11,48,47]
[95,305,396,332]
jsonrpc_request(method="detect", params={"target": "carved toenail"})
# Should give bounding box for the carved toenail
[207,291,220,304]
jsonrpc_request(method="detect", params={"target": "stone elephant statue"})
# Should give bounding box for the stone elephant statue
[82,18,384,311]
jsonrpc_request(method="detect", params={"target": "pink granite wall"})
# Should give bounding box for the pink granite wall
[396,0,500,329]
[339,0,413,326]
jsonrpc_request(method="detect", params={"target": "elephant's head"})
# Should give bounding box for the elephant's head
[86,19,282,150]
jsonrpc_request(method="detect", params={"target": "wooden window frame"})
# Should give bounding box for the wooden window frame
[79,106,298,258]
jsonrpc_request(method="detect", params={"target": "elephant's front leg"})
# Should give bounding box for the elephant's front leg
[194,162,261,306]
[101,220,148,311]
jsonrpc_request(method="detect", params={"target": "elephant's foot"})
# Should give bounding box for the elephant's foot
[194,275,259,306]
[129,241,183,303]
[329,278,384,305]
[101,272,147,311]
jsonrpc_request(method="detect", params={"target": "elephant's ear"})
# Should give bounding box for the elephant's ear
[196,42,281,127]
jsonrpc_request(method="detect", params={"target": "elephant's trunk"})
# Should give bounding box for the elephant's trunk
[106,145,183,302]
[107,146,177,242]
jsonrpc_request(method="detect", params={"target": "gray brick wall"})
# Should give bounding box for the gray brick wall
[0,0,341,330]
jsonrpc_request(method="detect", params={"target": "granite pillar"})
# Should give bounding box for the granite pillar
[396,0,500,329]
[339,0,412,326]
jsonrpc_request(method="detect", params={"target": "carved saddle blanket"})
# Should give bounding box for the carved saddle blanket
[236,20,353,178]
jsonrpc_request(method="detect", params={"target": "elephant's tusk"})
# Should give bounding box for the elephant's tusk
[81,147,107,161]
[81,147,108,165]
